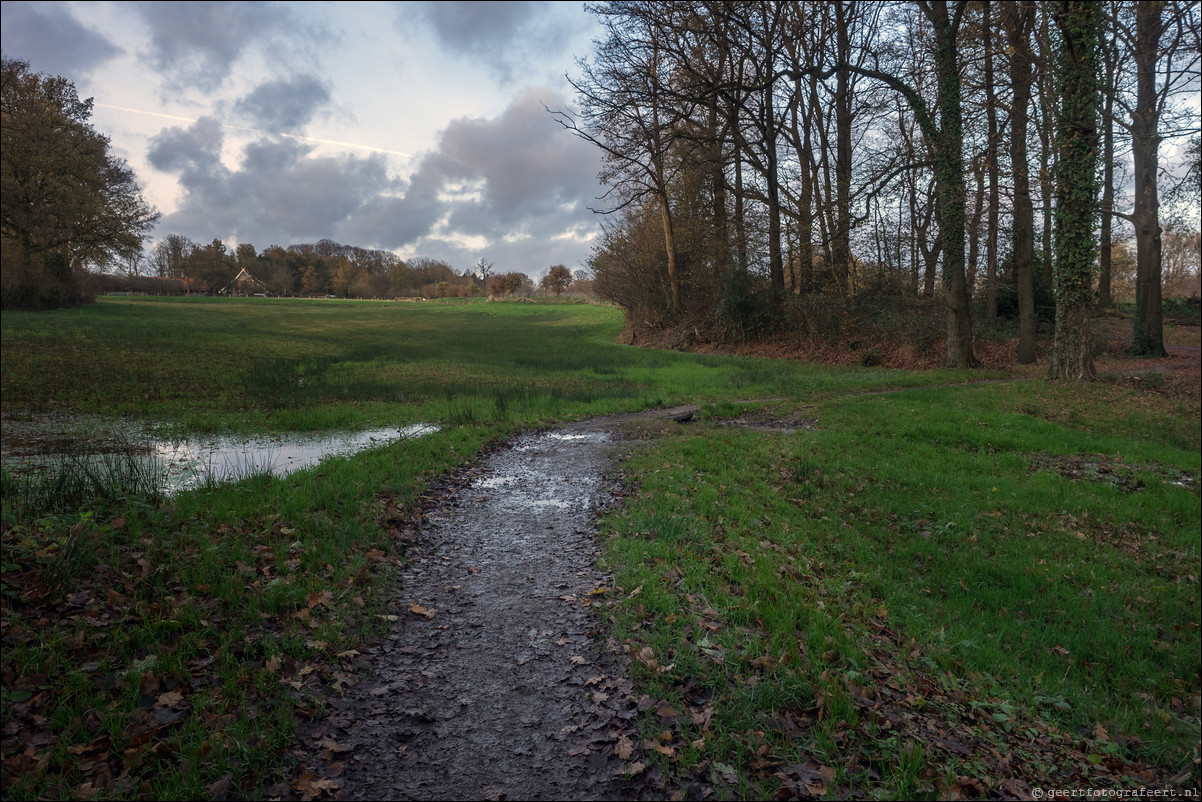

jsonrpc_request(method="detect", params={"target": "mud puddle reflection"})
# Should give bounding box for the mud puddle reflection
[304,423,639,801]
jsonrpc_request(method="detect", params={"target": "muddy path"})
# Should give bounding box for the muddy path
[290,409,699,801]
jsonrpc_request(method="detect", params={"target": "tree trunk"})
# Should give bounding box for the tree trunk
[1048,0,1102,382]
[763,75,786,297]
[1098,14,1117,310]
[928,0,978,368]
[734,156,747,273]
[1037,5,1056,291]
[1007,0,1038,364]
[656,189,682,318]
[984,1,1000,320]
[1129,0,1167,357]
[707,80,730,286]
[833,0,853,299]
[968,162,985,296]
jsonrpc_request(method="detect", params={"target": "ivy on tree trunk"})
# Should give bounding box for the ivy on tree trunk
[1048,0,1103,381]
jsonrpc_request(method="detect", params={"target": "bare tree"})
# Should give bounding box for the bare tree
[553,2,696,317]
[1109,0,1200,356]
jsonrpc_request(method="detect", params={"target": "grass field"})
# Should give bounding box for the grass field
[1,296,1198,799]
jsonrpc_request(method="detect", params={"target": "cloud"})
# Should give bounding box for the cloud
[359,88,601,249]
[146,117,226,176]
[404,1,582,83]
[147,119,400,247]
[145,88,603,269]
[132,1,302,92]
[231,74,332,131]
[0,2,122,78]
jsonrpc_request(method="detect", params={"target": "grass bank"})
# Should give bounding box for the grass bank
[1,296,1197,799]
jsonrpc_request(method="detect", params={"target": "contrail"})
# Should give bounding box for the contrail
[94,103,412,158]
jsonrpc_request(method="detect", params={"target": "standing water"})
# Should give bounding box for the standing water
[1,416,438,495]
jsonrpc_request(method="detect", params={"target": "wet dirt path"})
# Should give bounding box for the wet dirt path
[298,414,697,801]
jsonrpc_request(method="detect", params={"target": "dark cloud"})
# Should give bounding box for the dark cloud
[359,88,600,251]
[148,119,400,247]
[133,2,302,92]
[146,117,226,176]
[0,2,122,79]
[405,1,582,83]
[146,88,602,270]
[232,74,332,132]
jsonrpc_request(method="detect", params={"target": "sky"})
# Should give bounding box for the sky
[0,0,607,277]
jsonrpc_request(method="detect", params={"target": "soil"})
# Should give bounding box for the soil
[286,409,700,802]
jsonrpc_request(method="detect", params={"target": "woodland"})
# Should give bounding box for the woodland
[557,0,1200,378]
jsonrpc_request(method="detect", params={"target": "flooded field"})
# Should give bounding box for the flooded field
[1,415,438,495]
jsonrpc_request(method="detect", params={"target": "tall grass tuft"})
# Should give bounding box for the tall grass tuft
[2,444,163,519]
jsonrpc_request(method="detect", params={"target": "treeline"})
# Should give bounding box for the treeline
[120,235,593,300]
[562,1,1200,376]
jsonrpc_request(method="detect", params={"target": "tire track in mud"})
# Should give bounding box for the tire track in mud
[300,418,669,801]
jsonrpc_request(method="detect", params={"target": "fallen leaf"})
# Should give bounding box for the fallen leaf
[409,602,435,618]
[156,691,185,709]
[616,736,634,760]
[206,773,232,799]
[307,590,333,609]
[570,655,588,665]
[265,656,281,673]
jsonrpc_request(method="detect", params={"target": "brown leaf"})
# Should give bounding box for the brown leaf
[206,772,233,799]
[616,736,634,760]
[316,738,353,757]
[264,656,281,673]
[307,590,334,609]
[654,700,679,722]
[653,742,677,758]
[293,771,339,801]
[409,602,434,618]
[156,691,185,709]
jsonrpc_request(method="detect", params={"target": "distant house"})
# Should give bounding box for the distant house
[219,268,272,297]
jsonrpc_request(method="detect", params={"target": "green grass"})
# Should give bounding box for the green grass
[0,296,973,431]
[599,384,1199,797]
[2,296,1198,799]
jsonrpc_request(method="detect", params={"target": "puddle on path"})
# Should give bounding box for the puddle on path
[0,416,438,495]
